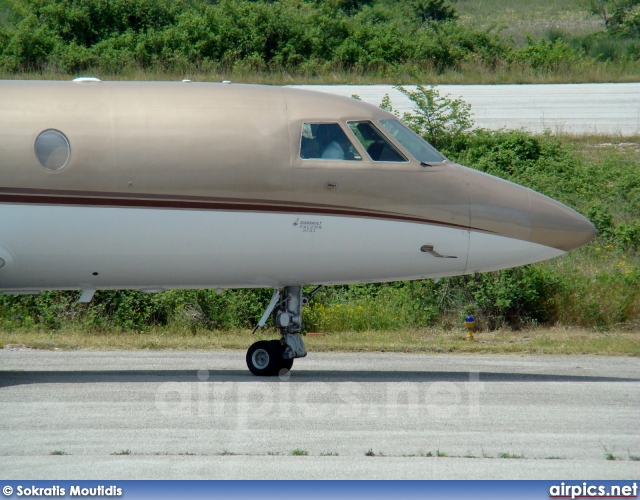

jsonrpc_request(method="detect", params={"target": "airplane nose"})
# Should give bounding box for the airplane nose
[465,166,596,253]
[528,189,597,252]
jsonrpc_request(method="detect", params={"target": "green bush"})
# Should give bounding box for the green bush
[0,0,558,75]
[0,288,280,332]
[609,1,640,37]
[408,0,457,22]
[394,84,473,149]
[512,36,582,71]
[0,13,57,71]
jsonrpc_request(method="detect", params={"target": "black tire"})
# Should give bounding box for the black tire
[270,340,294,372]
[246,340,282,376]
[281,357,294,371]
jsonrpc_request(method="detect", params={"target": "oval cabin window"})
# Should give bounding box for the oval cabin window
[35,129,71,171]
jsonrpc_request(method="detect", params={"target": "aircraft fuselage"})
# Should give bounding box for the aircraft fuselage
[0,80,595,293]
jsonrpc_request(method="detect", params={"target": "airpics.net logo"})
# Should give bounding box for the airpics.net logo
[154,370,485,424]
[549,482,638,499]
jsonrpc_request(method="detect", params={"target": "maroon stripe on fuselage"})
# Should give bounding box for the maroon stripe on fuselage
[0,188,492,233]
[0,186,369,211]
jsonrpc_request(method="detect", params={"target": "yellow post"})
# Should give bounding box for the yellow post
[465,315,475,342]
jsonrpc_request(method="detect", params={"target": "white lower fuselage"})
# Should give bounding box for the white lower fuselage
[0,204,564,292]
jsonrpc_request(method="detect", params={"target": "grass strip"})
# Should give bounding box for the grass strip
[1,325,638,356]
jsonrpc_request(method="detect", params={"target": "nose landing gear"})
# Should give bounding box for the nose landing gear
[246,285,312,376]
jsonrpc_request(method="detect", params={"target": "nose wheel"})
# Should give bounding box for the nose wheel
[246,339,293,376]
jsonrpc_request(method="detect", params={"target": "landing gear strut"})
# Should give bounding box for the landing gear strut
[246,285,311,376]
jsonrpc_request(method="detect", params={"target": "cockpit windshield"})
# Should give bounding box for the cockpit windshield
[379,119,446,163]
[347,121,407,162]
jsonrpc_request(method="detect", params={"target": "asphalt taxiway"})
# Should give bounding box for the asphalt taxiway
[292,83,640,135]
[1,350,638,479]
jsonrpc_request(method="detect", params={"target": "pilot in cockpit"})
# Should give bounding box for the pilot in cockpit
[301,123,357,161]
[319,125,352,159]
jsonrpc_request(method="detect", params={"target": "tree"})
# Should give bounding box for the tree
[409,0,457,23]
[393,84,473,149]
[588,0,640,36]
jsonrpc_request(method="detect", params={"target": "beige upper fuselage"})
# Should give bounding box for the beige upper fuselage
[0,80,594,254]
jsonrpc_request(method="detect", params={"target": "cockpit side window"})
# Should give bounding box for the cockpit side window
[300,123,362,161]
[379,119,446,163]
[347,121,408,162]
